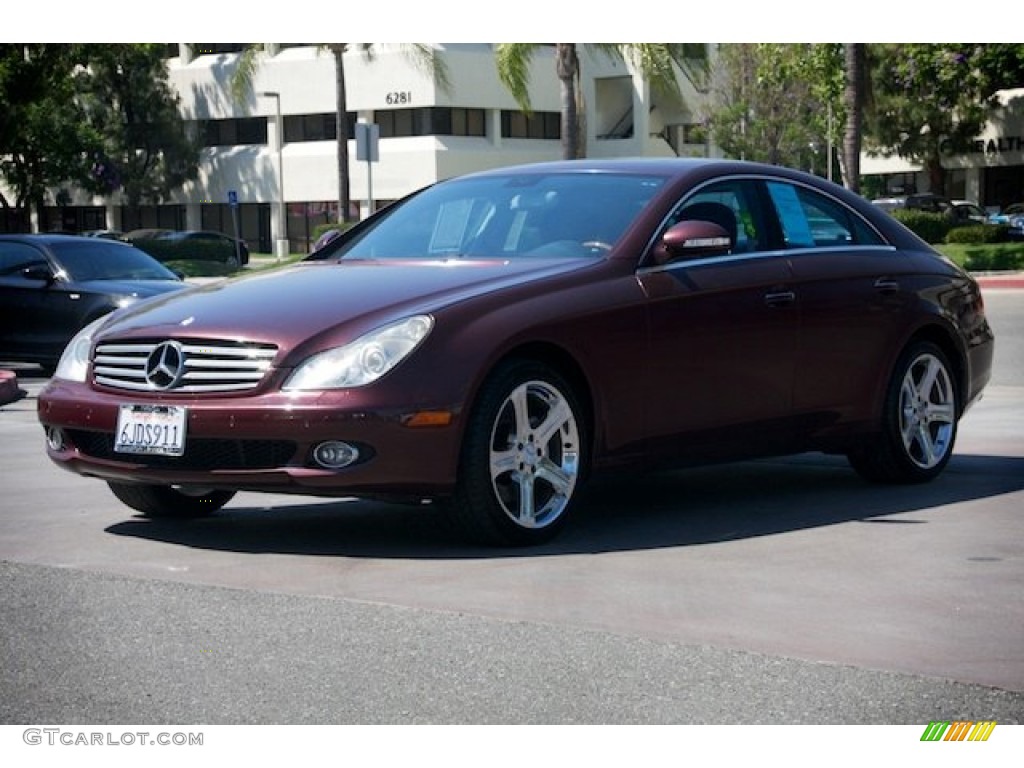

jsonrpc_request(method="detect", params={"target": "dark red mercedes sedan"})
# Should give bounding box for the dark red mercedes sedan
[37,159,994,546]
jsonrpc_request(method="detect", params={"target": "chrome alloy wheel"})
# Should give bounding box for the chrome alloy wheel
[488,379,581,529]
[899,352,956,469]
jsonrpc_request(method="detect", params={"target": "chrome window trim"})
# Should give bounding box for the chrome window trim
[636,243,900,276]
[639,172,891,272]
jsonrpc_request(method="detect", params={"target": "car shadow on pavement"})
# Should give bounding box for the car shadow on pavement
[104,452,1024,559]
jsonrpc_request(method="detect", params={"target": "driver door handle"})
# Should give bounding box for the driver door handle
[874,278,900,294]
[764,290,796,308]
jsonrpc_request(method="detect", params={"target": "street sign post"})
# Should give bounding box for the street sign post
[355,123,380,215]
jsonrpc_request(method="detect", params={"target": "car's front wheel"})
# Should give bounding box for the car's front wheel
[107,482,236,518]
[848,341,959,483]
[449,360,587,546]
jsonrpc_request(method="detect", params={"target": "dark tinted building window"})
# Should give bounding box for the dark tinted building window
[376,108,487,138]
[190,44,246,55]
[284,113,357,143]
[501,111,560,139]
[202,118,268,146]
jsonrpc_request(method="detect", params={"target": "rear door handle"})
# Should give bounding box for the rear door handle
[764,290,796,307]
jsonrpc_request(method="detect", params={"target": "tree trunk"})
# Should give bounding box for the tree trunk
[333,46,352,223]
[556,44,579,160]
[842,43,865,193]
[926,156,946,197]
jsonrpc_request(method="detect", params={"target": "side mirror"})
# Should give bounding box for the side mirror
[651,220,733,265]
[311,228,342,254]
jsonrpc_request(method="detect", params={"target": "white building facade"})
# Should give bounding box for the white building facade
[26,44,713,254]
[862,88,1024,209]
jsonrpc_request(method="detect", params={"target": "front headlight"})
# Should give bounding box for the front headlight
[54,315,109,383]
[283,315,433,390]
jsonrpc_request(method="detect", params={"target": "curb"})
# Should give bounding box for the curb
[0,369,20,406]
[974,273,1024,289]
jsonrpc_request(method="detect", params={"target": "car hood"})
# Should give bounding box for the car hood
[75,278,186,298]
[97,257,597,351]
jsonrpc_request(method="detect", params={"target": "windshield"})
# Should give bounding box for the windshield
[337,173,665,260]
[50,241,181,282]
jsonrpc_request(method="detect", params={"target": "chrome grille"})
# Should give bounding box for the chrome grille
[93,339,277,393]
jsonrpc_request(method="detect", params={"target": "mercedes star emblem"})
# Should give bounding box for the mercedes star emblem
[144,341,185,390]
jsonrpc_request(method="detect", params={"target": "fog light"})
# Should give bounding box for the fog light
[45,426,66,451]
[312,440,360,469]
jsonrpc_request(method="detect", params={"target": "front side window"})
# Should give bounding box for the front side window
[0,243,48,277]
[664,179,768,255]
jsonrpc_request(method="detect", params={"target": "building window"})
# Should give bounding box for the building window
[190,44,247,56]
[283,113,357,143]
[501,111,560,140]
[375,108,487,138]
[201,118,268,146]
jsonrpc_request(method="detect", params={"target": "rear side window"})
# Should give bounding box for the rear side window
[766,182,884,249]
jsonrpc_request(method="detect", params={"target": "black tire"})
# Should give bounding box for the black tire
[848,341,959,484]
[107,482,235,518]
[447,360,587,546]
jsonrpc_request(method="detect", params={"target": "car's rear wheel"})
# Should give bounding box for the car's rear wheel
[848,341,959,483]
[107,482,235,518]
[448,360,586,546]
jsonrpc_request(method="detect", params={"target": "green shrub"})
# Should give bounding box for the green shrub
[961,247,1024,272]
[945,224,1009,244]
[892,210,952,244]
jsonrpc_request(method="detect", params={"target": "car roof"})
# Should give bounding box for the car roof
[454,157,865,207]
[464,157,788,180]
[0,233,133,246]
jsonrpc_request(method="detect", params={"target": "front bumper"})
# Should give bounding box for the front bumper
[37,378,463,500]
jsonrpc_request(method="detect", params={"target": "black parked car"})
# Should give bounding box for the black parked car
[132,230,250,267]
[0,234,187,370]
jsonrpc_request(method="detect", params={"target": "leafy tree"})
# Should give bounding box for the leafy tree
[495,44,703,160]
[231,44,449,224]
[75,44,200,209]
[0,44,99,230]
[704,44,842,178]
[866,44,1024,194]
[1,44,198,231]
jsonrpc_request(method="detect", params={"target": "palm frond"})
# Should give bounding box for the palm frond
[496,43,540,114]
[227,44,263,104]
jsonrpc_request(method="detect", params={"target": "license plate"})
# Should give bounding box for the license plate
[114,404,187,456]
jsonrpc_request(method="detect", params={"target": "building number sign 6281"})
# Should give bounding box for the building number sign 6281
[385,91,412,105]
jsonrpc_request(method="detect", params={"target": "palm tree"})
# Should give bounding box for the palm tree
[495,44,703,160]
[842,43,866,193]
[230,44,448,224]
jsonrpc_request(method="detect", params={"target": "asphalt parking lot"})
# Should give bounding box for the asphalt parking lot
[0,287,1021,725]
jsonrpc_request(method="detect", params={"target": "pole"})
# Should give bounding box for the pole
[258,91,286,261]
[366,155,374,216]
